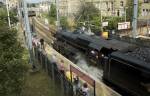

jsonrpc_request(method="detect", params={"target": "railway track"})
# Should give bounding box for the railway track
[32,18,55,44]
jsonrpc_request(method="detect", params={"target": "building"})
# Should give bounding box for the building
[59,0,68,16]
[139,0,150,19]
[0,0,4,7]
[0,0,5,4]
[58,0,128,18]
[1,0,18,9]
[58,0,81,18]
[114,0,127,17]
[31,0,129,19]
[38,0,50,12]
[9,0,18,9]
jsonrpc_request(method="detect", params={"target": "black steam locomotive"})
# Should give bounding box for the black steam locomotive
[53,30,134,65]
[52,30,150,96]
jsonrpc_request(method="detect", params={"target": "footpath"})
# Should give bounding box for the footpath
[21,66,61,96]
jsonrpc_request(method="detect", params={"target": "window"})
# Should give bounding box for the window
[117,10,120,16]
[106,2,108,8]
[120,1,124,7]
[144,0,150,3]
[143,9,146,16]
[111,2,114,10]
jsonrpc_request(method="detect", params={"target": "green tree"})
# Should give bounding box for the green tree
[60,16,69,30]
[0,9,27,96]
[90,16,101,32]
[48,4,57,25]
[107,16,123,30]
[0,7,18,25]
[75,2,101,33]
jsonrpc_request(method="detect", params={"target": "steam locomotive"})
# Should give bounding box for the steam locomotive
[53,30,134,65]
[52,30,150,96]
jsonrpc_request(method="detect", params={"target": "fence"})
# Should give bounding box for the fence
[33,47,74,96]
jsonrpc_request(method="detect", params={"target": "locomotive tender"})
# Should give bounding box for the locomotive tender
[53,30,150,96]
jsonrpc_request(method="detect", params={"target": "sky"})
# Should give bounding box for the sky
[26,0,39,3]
[27,0,48,3]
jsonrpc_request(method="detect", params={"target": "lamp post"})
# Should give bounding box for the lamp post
[6,0,11,27]
[56,0,60,30]
[22,0,33,65]
[132,0,138,38]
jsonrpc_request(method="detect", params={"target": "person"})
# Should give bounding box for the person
[32,35,40,62]
[51,54,57,64]
[58,60,65,75]
[40,38,45,50]
[81,83,89,96]
[32,35,40,48]
[73,76,80,95]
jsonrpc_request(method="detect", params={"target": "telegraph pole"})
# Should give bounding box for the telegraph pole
[99,0,103,33]
[124,7,127,22]
[56,0,60,30]
[132,0,138,38]
[6,0,11,28]
[48,0,51,15]
[22,0,33,64]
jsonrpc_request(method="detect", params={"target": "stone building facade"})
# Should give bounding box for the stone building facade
[0,0,18,9]
[58,0,128,18]
[58,0,150,19]
[139,0,150,20]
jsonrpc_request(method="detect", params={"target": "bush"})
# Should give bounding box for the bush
[107,16,123,30]
[0,7,18,25]
[60,16,69,30]
[0,10,28,96]
[48,4,57,25]
[75,2,101,33]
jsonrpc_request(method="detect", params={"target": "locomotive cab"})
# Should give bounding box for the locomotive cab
[103,51,150,96]
[88,41,117,66]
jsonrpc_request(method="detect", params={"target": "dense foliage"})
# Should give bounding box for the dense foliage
[0,8,27,96]
[106,16,123,30]
[60,16,69,30]
[47,4,69,30]
[48,4,57,25]
[0,8,18,25]
[75,2,101,33]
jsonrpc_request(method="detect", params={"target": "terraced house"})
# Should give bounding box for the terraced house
[58,0,128,17]
[58,0,149,19]
[139,0,150,19]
